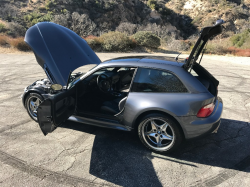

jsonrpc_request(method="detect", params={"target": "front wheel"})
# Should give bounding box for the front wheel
[25,93,44,122]
[138,113,183,153]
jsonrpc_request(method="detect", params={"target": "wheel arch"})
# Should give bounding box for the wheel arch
[22,89,45,107]
[132,110,186,138]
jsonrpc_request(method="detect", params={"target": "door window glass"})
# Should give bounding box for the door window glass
[131,68,187,93]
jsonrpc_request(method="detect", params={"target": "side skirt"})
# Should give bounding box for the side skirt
[68,115,131,131]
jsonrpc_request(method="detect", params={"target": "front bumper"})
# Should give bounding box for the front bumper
[179,97,223,139]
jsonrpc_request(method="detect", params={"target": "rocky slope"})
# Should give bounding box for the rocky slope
[0,0,249,39]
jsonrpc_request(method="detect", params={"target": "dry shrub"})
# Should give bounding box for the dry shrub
[129,37,137,48]
[227,47,250,57]
[100,32,132,51]
[9,37,31,51]
[83,35,103,49]
[204,39,232,55]
[163,37,190,51]
[205,43,228,55]
[132,31,160,48]
[0,35,9,46]
[7,22,26,37]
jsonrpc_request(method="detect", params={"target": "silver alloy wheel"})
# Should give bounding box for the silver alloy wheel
[141,118,175,151]
[27,96,42,120]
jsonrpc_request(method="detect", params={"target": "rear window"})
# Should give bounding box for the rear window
[131,68,187,93]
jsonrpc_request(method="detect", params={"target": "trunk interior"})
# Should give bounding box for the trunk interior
[191,63,219,96]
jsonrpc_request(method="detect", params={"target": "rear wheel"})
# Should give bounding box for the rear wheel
[25,93,43,122]
[138,113,183,153]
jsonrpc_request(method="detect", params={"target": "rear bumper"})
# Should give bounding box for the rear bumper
[178,97,223,139]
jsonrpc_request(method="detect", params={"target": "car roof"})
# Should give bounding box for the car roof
[101,56,184,69]
[98,56,209,94]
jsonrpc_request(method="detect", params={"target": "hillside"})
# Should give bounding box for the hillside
[0,0,249,38]
[0,0,250,56]
[166,0,250,37]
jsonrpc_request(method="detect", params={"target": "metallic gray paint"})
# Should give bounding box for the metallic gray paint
[122,92,217,138]
[68,116,130,131]
[177,97,223,139]
[79,58,211,94]
[23,56,223,139]
[71,57,222,139]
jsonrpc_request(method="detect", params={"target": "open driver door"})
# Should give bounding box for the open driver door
[37,86,76,135]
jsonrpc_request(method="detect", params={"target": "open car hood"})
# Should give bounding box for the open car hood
[183,19,225,70]
[25,22,101,86]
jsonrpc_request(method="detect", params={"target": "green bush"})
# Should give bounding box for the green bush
[132,31,160,48]
[45,0,56,10]
[24,12,41,22]
[38,12,53,22]
[24,11,53,27]
[61,9,68,14]
[241,36,250,49]
[100,32,132,51]
[230,29,250,48]
[0,23,6,33]
[147,0,157,10]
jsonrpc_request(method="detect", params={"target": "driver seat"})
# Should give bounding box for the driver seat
[101,97,127,115]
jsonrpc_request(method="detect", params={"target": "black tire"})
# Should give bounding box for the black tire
[138,113,183,153]
[25,93,44,122]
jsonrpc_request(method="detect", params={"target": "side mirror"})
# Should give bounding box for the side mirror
[51,84,63,92]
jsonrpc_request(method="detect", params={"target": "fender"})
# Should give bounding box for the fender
[22,87,48,107]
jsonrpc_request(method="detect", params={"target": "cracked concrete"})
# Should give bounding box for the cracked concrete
[0,53,249,186]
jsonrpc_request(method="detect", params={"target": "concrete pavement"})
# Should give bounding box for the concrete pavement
[0,53,249,187]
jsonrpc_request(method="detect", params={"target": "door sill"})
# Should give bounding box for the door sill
[77,111,118,121]
[68,115,131,131]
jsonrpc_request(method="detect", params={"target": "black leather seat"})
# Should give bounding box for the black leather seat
[101,97,127,115]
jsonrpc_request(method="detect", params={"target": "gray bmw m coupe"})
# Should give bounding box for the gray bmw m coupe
[22,20,224,153]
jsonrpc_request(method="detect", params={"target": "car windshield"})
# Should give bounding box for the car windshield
[67,64,98,88]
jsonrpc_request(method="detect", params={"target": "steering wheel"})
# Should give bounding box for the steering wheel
[97,74,112,93]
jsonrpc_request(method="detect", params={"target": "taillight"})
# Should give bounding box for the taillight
[197,103,215,118]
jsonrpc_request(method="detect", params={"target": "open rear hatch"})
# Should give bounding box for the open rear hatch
[183,19,225,70]
[183,19,225,96]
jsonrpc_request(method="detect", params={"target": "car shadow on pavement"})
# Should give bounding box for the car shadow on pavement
[61,118,250,187]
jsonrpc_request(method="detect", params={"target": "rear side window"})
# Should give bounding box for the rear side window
[131,68,187,93]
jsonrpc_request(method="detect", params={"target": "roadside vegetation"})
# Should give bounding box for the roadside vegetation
[1,29,249,57]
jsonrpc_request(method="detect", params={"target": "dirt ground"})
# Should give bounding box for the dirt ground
[0,52,249,187]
